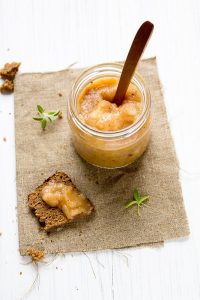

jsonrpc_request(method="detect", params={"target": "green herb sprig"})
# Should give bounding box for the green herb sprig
[124,189,149,215]
[33,105,61,129]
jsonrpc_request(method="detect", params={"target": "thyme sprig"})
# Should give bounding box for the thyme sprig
[124,189,149,215]
[33,104,61,129]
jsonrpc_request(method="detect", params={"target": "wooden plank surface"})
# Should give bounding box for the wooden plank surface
[0,0,200,299]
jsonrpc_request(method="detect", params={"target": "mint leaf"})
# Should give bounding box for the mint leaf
[48,112,56,115]
[33,117,43,121]
[133,190,140,201]
[37,104,44,113]
[53,110,60,116]
[124,200,137,209]
[41,119,47,129]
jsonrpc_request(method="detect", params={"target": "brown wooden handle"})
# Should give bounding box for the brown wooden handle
[113,21,154,106]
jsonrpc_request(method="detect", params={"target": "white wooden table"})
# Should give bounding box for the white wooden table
[1,0,200,299]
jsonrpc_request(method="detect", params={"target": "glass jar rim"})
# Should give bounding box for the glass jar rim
[69,62,151,139]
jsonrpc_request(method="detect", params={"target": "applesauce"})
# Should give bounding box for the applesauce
[68,63,151,168]
[78,77,142,131]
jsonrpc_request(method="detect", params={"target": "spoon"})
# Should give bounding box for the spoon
[113,21,154,106]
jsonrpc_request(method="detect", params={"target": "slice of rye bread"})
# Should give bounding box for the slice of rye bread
[28,171,94,232]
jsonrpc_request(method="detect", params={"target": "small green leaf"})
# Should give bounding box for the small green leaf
[53,110,60,116]
[37,104,44,113]
[124,200,137,209]
[41,119,47,129]
[33,117,43,121]
[48,112,56,115]
[138,195,149,204]
[133,190,140,202]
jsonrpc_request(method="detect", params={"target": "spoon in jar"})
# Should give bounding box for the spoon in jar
[113,21,154,106]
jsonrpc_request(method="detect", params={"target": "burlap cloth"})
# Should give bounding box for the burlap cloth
[15,57,189,255]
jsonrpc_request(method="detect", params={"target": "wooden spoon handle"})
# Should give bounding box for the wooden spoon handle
[113,21,154,106]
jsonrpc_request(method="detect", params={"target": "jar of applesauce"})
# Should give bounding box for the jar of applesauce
[68,63,151,169]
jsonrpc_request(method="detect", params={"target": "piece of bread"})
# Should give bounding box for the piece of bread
[0,79,14,93]
[0,62,21,80]
[28,171,94,232]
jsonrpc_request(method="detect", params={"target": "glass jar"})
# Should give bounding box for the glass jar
[68,63,151,169]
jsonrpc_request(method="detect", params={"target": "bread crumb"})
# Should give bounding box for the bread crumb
[58,92,62,97]
[58,111,63,119]
[0,62,21,94]
[0,79,14,93]
[26,248,45,262]
[0,62,21,80]
[20,271,22,275]
[3,137,7,142]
